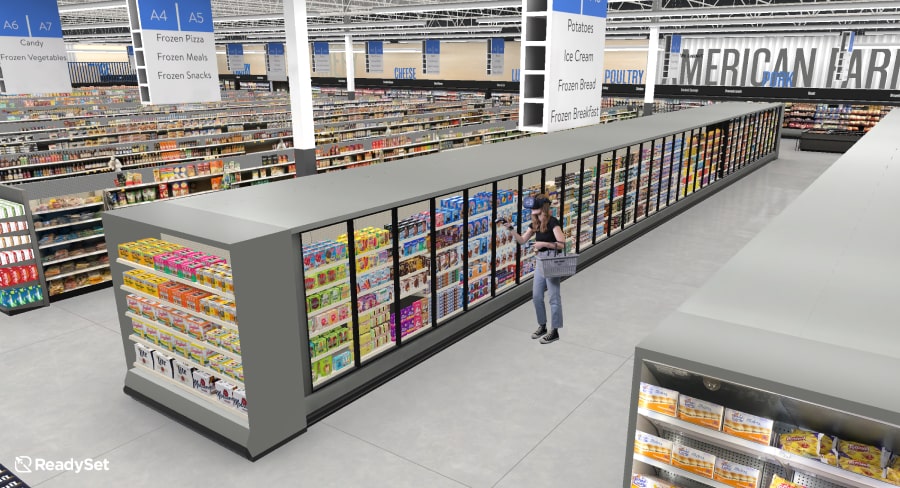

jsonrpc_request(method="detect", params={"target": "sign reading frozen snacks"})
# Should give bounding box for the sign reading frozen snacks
[129,0,219,104]
[0,0,71,95]
[546,0,607,132]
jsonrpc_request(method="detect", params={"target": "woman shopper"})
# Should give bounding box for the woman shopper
[499,194,566,344]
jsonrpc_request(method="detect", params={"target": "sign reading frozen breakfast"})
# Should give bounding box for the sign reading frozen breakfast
[225,43,244,73]
[132,0,219,104]
[0,0,71,95]
[266,42,286,81]
[546,0,607,132]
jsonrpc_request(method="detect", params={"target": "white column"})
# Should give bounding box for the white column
[283,0,317,174]
[643,25,660,115]
[344,35,356,97]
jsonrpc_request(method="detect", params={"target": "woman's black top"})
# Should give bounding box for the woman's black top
[532,216,562,245]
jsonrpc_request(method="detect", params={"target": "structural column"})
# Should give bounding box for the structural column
[283,0,317,176]
[643,25,660,116]
[345,35,356,100]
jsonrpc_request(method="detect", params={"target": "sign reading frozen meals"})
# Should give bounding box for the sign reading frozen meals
[0,0,71,95]
[266,43,286,81]
[132,0,219,104]
[547,0,607,132]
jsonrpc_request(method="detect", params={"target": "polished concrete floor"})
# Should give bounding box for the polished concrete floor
[0,141,838,488]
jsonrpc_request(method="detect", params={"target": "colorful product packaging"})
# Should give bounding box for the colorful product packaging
[713,459,760,488]
[638,382,679,417]
[768,475,806,488]
[630,474,674,488]
[671,444,716,478]
[677,395,725,430]
[723,408,775,445]
[633,431,673,464]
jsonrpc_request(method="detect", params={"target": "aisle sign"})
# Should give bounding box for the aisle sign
[266,42,286,81]
[423,39,440,75]
[132,0,219,104]
[0,0,72,94]
[489,38,505,75]
[312,42,330,73]
[366,41,383,73]
[127,45,136,69]
[226,43,244,73]
[546,0,607,132]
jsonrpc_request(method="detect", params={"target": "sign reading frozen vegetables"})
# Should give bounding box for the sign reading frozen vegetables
[546,0,607,132]
[130,0,220,104]
[0,0,72,95]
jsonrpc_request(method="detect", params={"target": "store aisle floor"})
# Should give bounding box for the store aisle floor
[0,141,838,488]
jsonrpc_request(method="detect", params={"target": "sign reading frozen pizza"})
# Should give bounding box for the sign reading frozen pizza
[0,0,71,95]
[546,0,607,132]
[266,42,286,81]
[131,0,219,104]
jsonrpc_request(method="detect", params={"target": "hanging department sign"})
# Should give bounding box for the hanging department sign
[0,0,71,95]
[423,40,440,74]
[129,0,219,104]
[546,0,607,132]
[488,38,504,75]
[225,43,244,73]
[366,41,383,74]
[312,42,330,73]
[266,42,286,81]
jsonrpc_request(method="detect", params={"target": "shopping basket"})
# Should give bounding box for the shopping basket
[537,249,578,278]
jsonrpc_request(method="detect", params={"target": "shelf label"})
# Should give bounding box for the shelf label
[366,41,383,74]
[544,0,607,132]
[0,0,71,95]
[132,0,220,104]
[312,42,331,73]
[424,39,440,75]
[225,43,244,74]
[266,42,286,81]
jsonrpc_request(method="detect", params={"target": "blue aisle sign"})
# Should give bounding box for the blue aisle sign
[425,40,440,55]
[226,43,243,56]
[313,42,330,55]
[0,0,64,38]
[670,34,682,54]
[127,45,134,56]
[267,42,284,56]
[137,0,213,33]
[490,38,505,55]
[367,41,383,55]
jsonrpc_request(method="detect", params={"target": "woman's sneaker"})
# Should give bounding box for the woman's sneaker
[531,325,547,339]
[540,329,559,344]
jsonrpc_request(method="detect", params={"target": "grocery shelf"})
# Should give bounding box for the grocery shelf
[436,220,463,231]
[130,336,245,389]
[400,283,430,300]
[121,285,239,332]
[127,312,242,363]
[39,233,104,249]
[232,173,295,186]
[117,258,234,300]
[311,342,352,363]
[132,362,247,420]
[469,209,493,220]
[34,217,103,232]
[398,233,429,247]
[48,277,112,298]
[399,249,429,261]
[46,263,109,281]
[304,259,350,276]
[361,341,396,363]
[358,281,393,296]
[401,325,432,342]
[305,277,351,296]
[632,454,732,488]
[311,297,352,316]
[469,294,491,308]
[355,245,391,259]
[312,363,355,388]
[438,307,464,322]
[309,317,352,340]
[358,262,393,275]
[226,160,294,174]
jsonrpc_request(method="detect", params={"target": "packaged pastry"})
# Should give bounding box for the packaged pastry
[885,467,900,485]
[768,475,806,488]
[671,444,716,478]
[837,439,887,467]
[713,458,760,488]
[779,429,832,458]
[633,431,673,463]
[630,474,674,488]
[677,395,724,430]
[838,457,882,479]
[638,382,679,417]
[723,408,775,445]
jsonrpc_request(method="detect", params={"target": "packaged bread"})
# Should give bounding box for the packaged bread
[630,474,674,488]
[713,458,760,488]
[677,395,724,430]
[638,382,679,417]
[722,408,774,445]
[768,475,806,488]
[779,429,832,458]
[671,444,716,478]
[839,457,883,480]
[837,439,888,467]
[634,431,674,463]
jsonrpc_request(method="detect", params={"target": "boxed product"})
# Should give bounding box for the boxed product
[779,429,833,458]
[638,382,679,417]
[630,474,674,488]
[215,380,237,406]
[126,294,142,314]
[192,369,218,395]
[231,388,248,413]
[722,408,775,445]
[173,336,191,358]
[768,475,806,488]
[131,318,145,338]
[677,395,724,430]
[633,431,674,463]
[189,341,215,365]
[838,457,883,479]
[186,316,215,340]
[153,350,174,378]
[886,467,900,486]
[134,343,154,367]
[713,458,760,488]
[156,328,175,351]
[671,444,716,478]
[143,323,159,345]
[173,360,195,388]
[837,439,889,467]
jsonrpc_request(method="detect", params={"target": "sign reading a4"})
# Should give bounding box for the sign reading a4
[137,0,213,33]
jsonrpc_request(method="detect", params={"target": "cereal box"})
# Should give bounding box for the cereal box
[677,395,725,430]
[723,409,775,445]
[714,458,760,488]
[671,444,716,478]
[630,474,673,488]
[768,475,806,488]
[633,431,674,464]
[638,383,679,417]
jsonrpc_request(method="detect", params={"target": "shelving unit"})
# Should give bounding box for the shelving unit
[0,185,48,314]
[105,103,781,459]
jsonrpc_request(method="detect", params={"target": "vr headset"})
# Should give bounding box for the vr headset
[523,196,550,210]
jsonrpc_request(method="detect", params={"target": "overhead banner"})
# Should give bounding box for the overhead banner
[266,42,286,81]
[312,42,330,73]
[366,41,383,74]
[546,0,607,132]
[423,39,440,75]
[0,0,72,95]
[131,0,219,104]
[225,43,244,73]
[489,38,505,75]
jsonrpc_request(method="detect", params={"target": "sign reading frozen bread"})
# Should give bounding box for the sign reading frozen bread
[713,458,760,488]
[638,382,679,417]
[677,395,724,430]
[634,430,674,463]
[722,408,774,445]
[671,443,716,478]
